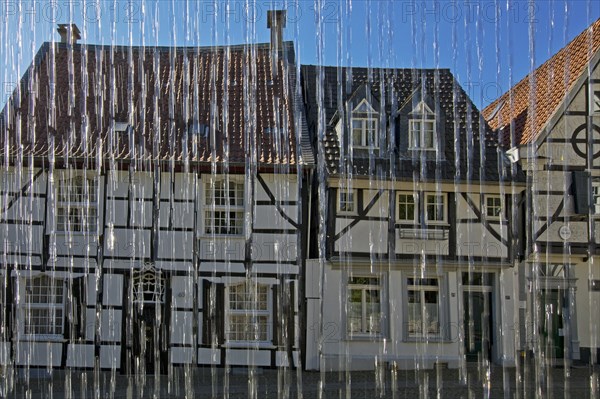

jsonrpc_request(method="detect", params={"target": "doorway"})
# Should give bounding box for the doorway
[540,289,565,360]
[462,273,494,362]
[127,264,168,374]
[463,290,493,361]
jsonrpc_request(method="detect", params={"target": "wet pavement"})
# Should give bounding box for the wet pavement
[2,362,599,398]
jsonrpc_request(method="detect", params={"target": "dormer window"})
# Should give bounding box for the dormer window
[409,120,435,149]
[408,100,436,151]
[351,100,378,148]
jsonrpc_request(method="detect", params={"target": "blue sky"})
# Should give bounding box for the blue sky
[1,1,599,109]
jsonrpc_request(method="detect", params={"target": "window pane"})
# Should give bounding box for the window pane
[24,277,64,336]
[423,121,435,148]
[347,277,381,334]
[398,194,415,221]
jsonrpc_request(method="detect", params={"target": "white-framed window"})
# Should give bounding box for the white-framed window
[425,193,446,223]
[485,195,503,219]
[226,281,271,342]
[338,189,357,214]
[351,118,378,148]
[204,178,244,235]
[56,174,98,233]
[351,99,378,148]
[347,276,382,336]
[408,119,436,150]
[397,192,417,222]
[21,275,65,338]
[593,182,600,215]
[407,277,440,338]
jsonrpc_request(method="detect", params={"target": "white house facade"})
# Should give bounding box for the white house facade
[0,14,313,373]
[302,66,523,371]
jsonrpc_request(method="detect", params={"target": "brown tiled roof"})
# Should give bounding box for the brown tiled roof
[0,41,309,166]
[483,18,600,146]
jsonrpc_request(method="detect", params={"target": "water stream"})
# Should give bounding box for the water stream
[0,1,599,398]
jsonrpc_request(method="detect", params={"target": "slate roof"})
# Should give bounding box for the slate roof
[301,65,516,182]
[0,41,314,167]
[483,18,600,146]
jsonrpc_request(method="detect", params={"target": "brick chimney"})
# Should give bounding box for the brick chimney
[267,10,286,51]
[57,24,81,45]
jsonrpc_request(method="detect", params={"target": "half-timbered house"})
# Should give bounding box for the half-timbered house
[302,66,524,370]
[483,18,600,365]
[0,13,313,373]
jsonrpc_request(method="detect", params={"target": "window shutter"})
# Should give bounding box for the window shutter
[273,285,280,346]
[286,281,295,349]
[572,171,590,214]
[202,280,212,345]
[202,281,225,345]
[215,284,225,344]
[65,277,85,340]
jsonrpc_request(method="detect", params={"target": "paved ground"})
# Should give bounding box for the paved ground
[1,362,599,398]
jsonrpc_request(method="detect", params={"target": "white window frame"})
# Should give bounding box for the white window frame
[204,178,245,236]
[350,99,379,149]
[484,195,503,220]
[56,173,98,234]
[397,192,417,223]
[406,277,442,339]
[351,118,378,148]
[225,281,272,344]
[425,192,447,224]
[19,275,66,340]
[593,182,600,215]
[408,119,436,150]
[338,188,357,215]
[346,275,384,338]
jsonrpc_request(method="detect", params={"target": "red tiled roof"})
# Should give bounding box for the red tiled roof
[0,42,303,166]
[483,18,600,146]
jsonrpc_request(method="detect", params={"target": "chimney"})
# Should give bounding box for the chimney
[57,24,81,45]
[267,10,286,51]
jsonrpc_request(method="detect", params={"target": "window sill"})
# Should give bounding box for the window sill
[17,336,67,342]
[345,334,386,342]
[223,342,276,350]
[404,336,451,343]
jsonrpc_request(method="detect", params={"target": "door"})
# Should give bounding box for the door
[540,289,564,359]
[125,264,168,374]
[463,290,493,361]
[133,304,163,374]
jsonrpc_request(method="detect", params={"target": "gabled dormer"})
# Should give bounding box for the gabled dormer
[334,84,382,153]
[397,91,445,158]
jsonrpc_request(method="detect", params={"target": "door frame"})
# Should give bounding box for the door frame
[461,284,494,361]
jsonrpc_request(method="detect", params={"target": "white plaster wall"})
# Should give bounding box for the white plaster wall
[170,311,194,345]
[157,231,194,260]
[103,274,123,306]
[15,342,62,366]
[335,220,388,253]
[171,276,194,309]
[67,344,94,368]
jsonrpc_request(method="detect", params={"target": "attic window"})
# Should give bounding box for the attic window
[351,99,378,149]
[408,101,436,151]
